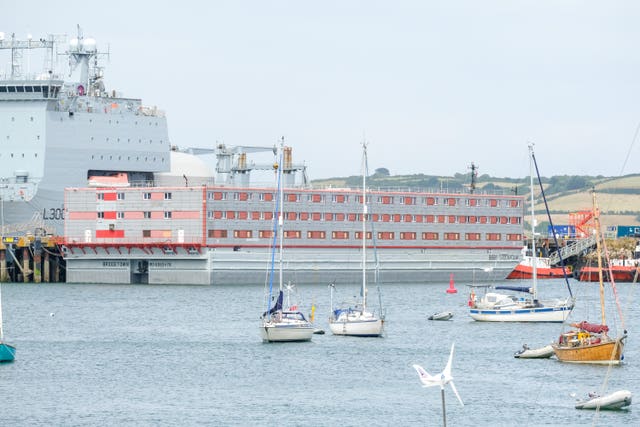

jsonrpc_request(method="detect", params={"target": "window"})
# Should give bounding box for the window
[486,233,501,241]
[377,231,395,240]
[400,232,416,240]
[164,211,172,219]
[143,230,151,237]
[117,192,125,200]
[355,231,372,240]
[164,192,172,200]
[465,233,481,241]
[284,230,301,239]
[117,212,124,219]
[444,233,460,240]
[507,234,522,241]
[331,231,349,239]
[259,230,274,238]
[307,231,326,239]
[422,232,439,240]
[97,193,104,200]
[144,212,151,219]
[233,230,253,238]
[143,192,151,200]
[209,229,228,238]
[97,212,104,219]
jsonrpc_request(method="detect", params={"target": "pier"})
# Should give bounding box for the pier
[0,235,65,283]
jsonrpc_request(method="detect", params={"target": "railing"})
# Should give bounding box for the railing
[548,235,597,265]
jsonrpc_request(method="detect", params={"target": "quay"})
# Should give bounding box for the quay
[0,235,65,283]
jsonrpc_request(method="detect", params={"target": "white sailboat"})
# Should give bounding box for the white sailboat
[0,284,16,362]
[469,144,574,322]
[329,143,384,337]
[260,141,314,343]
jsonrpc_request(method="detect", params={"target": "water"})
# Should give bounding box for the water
[0,279,637,426]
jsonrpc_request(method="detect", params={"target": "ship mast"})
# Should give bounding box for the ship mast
[528,144,538,299]
[591,188,606,326]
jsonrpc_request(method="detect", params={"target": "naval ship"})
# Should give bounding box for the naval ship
[0,28,170,235]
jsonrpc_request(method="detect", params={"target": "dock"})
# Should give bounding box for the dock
[0,235,65,283]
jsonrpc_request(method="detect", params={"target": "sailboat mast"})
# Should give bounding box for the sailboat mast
[528,144,538,298]
[592,189,606,325]
[362,142,368,313]
[278,140,284,293]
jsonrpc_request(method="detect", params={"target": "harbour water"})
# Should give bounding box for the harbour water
[0,278,637,426]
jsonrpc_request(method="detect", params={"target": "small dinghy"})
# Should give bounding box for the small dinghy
[575,390,632,410]
[514,344,554,359]
[428,311,453,321]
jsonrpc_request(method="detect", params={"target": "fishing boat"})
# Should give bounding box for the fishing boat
[513,343,554,359]
[328,143,384,337]
[260,142,314,343]
[0,284,16,362]
[507,247,570,279]
[575,390,632,410]
[468,145,574,322]
[552,190,627,364]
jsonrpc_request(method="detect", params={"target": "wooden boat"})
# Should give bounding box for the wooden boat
[575,390,632,410]
[552,190,627,364]
[428,311,453,321]
[513,344,554,359]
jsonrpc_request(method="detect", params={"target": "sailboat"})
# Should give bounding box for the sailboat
[0,284,16,362]
[552,189,627,364]
[260,142,314,343]
[328,143,384,337]
[469,144,574,322]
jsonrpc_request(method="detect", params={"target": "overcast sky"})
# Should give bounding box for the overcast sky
[2,1,639,180]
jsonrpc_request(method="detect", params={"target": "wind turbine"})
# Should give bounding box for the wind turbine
[413,343,463,427]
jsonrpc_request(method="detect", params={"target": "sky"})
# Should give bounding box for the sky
[2,1,640,180]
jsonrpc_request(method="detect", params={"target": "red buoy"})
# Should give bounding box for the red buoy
[446,273,457,294]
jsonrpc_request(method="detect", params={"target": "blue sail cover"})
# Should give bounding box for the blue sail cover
[495,285,533,294]
[262,290,284,317]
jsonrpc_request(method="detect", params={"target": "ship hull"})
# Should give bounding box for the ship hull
[552,338,625,364]
[63,246,520,285]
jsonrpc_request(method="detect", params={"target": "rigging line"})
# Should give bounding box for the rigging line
[618,119,640,176]
[531,147,574,300]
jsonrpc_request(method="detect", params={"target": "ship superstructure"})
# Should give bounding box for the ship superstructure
[0,28,170,235]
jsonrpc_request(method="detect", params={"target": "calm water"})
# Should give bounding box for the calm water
[0,278,637,426]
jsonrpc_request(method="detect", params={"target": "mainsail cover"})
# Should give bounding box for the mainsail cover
[571,321,609,334]
[495,285,533,294]
[262,290,284,317]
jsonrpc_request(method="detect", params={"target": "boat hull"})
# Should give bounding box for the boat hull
[575,390,632,410]
[552,338,625,364]
[469,305,572,322]
[0,342,16,362]
[506,263,568,279]
[329,318,383,337]
[260,324,314,342]
[577,266,638,282]
[514,344,554,359]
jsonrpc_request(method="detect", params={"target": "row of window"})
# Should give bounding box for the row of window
[92,209,522,224]
[95,190,521,209]
[98,192,172,201]
[207,229,522,241]
[207,210,522,225]
[206,191,521,208]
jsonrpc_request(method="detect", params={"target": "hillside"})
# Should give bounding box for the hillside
[311,172,640,227]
